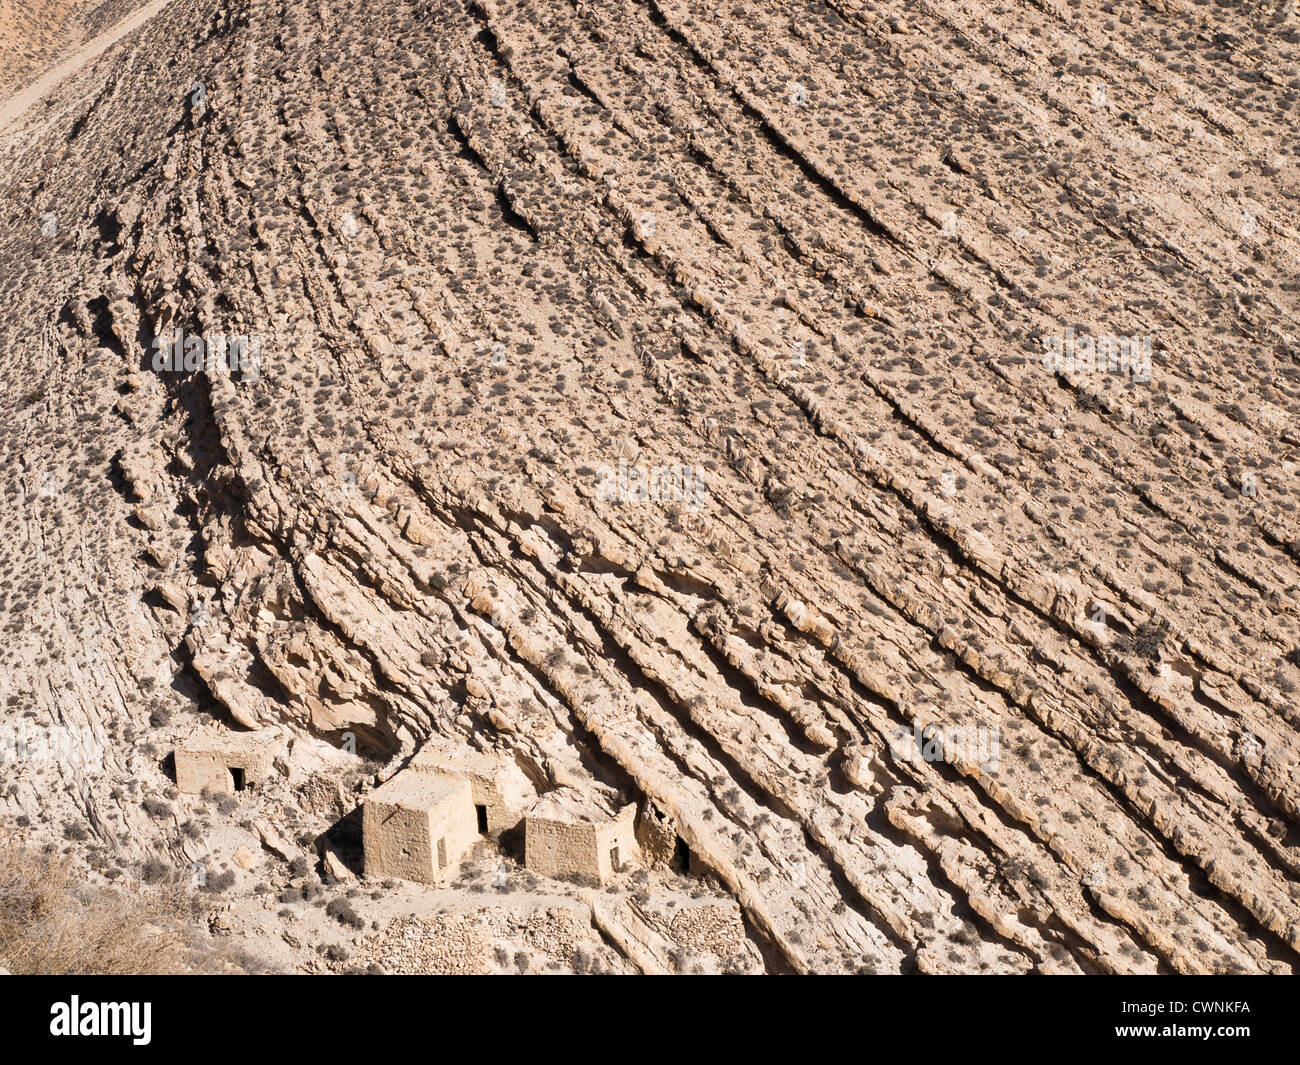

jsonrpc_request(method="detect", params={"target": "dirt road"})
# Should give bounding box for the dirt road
[0,0,174,133]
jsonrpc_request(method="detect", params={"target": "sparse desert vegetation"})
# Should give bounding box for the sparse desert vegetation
[0,835,267,973]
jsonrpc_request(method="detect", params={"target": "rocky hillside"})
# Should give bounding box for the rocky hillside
[1,0,1298,974]
[0,0,153,99]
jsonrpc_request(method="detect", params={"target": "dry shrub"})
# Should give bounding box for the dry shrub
[0,835,268,974]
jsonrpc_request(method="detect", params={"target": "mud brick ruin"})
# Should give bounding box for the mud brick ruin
[525,788,639,886]
[174,731,276,796]
[363,774,478,884]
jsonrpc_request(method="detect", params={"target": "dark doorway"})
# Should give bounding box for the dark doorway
[229,766,245,791]
[610,846,620,872]
[476,805,488,833]
[673,835,690,873]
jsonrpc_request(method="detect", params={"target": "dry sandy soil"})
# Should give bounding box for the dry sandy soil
[0,0,152,100]
[0,0,1298,975]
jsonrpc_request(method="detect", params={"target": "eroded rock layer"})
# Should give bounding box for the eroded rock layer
[1,0,1299,973]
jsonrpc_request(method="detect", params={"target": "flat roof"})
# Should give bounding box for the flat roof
[527,786,620,825]
[177,729,278,757]
[368,771,471,811]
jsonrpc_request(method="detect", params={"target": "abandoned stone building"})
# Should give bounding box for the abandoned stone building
[360,741,642,888]
[524,788,639,886]
[636,799,692,872]
[363,773,479,884]
[409,741,535,836]
[174,730,275,795]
